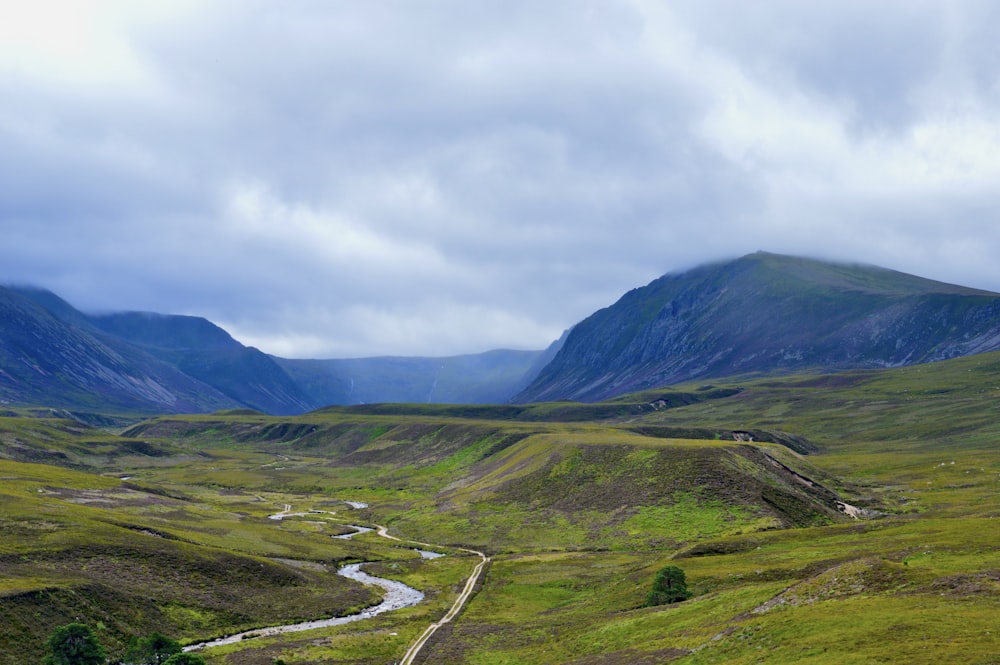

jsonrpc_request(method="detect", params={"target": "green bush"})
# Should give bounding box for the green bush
[645,565,692,606]
[43,623,106,665]
[123,632,182,664]
[162,653,206,665]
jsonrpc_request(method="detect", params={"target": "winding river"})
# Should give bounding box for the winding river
[183,500,488,664]
[184,561,424,652]
[184,501,425,652]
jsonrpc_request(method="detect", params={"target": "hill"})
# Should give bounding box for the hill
[8,251,1000,413]
[515,252,1000,402]
[2,287,311,415]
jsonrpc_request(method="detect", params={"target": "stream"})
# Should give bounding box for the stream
[183,502,427,652]
[183,561,424,652]
[332,524,374,539]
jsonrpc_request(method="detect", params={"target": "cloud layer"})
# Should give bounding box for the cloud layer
[2,1,999,357]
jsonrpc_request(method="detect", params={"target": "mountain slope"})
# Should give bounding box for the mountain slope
[0,287,237,413]
[1,286,546,413]
[515,252,1000,402]
[90,312,314,415]
[6,288,314,414]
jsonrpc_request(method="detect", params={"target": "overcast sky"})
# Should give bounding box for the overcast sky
[2,1,999,358]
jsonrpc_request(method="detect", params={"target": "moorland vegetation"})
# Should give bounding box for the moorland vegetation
[0,349,997,663]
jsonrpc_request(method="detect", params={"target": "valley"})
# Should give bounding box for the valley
[7,253,1000,417]
[1,350,998,663]
[4,0,999,655]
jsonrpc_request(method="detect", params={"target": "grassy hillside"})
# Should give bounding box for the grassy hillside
[1,353,998,663]
[0,452,406,663]
[126,410,845,550]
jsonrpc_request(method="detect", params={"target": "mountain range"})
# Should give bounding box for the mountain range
[4,252,1000,414]
[0,287,544,415]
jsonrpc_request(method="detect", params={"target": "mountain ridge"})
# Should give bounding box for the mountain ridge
[276,348,543,406]
[514,252,1000,402]
[0,287,237,414]
[6,251,1000,413]
[0,286,545,414]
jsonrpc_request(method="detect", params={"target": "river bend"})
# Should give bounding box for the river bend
[184,561,424,651]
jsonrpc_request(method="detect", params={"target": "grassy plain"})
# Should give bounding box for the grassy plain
[1,352,998,663]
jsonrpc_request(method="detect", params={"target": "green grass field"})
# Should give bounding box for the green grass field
[1,352,998,663]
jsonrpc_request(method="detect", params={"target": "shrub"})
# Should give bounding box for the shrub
[162,653,206,665]
[645,565,692,606]
[43,623,106,665]
[123,632,183,664]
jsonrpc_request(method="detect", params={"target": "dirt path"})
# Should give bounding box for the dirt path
[183,504,487,662]
[398,545,490,665]
[370,523,490,664]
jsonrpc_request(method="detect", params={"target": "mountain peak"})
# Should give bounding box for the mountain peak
[90,311,240,352]
[514,254,1000,402]
[694,252,995,298]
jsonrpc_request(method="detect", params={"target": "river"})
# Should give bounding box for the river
[184,560,425,652]
[183,501,486,664]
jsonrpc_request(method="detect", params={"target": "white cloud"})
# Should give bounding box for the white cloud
[0,1,200,91]
[2,1,1000,357]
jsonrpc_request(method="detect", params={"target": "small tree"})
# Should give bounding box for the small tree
[162,653,206,665]
[43,623,106,665]
[645,565,692,606]
[124,632,183,664]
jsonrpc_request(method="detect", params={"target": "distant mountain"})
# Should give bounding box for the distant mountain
[276,348,544,406]
[20,250,997,413]
[514,252,1000,402]
[89,312,314,415]
[0,286,547,414]
[0,287,237,414]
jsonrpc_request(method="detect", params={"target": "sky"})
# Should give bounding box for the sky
[2,1,999,359]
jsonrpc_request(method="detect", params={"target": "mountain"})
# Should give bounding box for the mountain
[88,312,314,415]
[276,348,544,406]
[514,252,1000,402]
[1,286,547,414]
[13,251,999,413]
[0,287,237,414]
[4,288,313,414]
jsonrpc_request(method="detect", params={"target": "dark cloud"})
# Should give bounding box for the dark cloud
[1,1,998,357]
